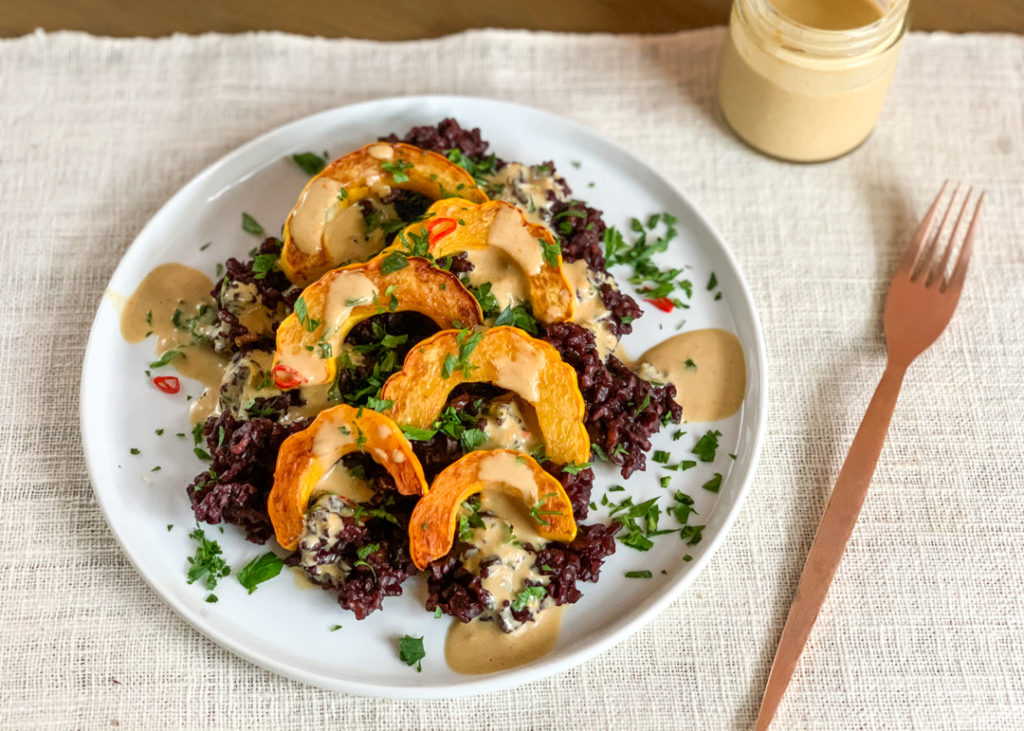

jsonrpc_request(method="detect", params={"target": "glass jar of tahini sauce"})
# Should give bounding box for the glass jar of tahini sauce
[718,0,909,162]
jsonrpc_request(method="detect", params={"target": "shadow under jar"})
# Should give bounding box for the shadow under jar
[718,0,908,163]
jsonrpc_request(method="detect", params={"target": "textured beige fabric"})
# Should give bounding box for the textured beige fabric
[1,27,1022,730]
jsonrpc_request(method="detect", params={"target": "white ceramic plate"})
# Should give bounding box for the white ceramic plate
[81,96,767,697]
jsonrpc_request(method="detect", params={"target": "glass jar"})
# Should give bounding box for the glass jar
[718,0,908,162]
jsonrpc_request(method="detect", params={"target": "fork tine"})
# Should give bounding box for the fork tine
[898,181,949,276]
[915,183,960,281]
[928,187,974,287]
[945,192,984,292]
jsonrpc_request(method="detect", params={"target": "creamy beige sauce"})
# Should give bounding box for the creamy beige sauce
[771,0,883,30]
[446,603,565,675]
[312,460,376,504]
[220,280,275,338]
[488,205,544,276]
[637,328,746,422]
[289,178,390,265]
[484,163,567,227]
[477,459,546,514]
[479,397,543,454]
[276,271,379,384]
[718,0,901,162]
[464,247,531,313]
[445,488,562,674]
[297,493,357,583]
[563,259,618,361]
[490,342,545,403]
[311,415,357,458]
[120,263,228,423]
[366,143,395,161]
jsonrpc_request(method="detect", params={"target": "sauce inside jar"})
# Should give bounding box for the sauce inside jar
[718,0,907,163]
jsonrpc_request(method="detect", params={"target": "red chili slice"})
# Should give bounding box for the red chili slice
[425,217,458,245]
[153,376,180,394]
[644,297,675,313]
[272,364,308,390]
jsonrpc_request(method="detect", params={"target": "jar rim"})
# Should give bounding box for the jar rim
[739,0,908,60]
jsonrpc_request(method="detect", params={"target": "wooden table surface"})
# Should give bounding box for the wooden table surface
[2,0,1022,38]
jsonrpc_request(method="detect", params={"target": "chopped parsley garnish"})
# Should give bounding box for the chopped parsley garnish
[330,624,343,631]
[611,496,669,551]
[625,570,653,579]
[380,159,414,183]
[652,450,671,464]
[702,473,723,493]
[293,297,320,333]
[465,281,500,319]
[539,237,562,267]
[354,425,367,452]
[433,607,443,619]
[562,461,593,475]
[291,151,326,176]
[633,393,652,416]
[459,428,487,452]
[186,526,230,590]
[400,425,437,441]
[691,430,722,463]
[680,524,706,545]
[236,552,284,594]
[241,212,264,235]
[511,586,548,612]
[442,329,482,379]
[353,543,380,576]
[493,304,540,335]
[193,447,212,461]
[672,429,686,441]
[604,213,694,305]
[668,491,697,524]
[683,554,693,562]
[199,241,211,251]
[707,272,718,290]
[130,448,140,455]
[167,524,173,531]
[445,149,498,187]
[149,350,184,369]
[155,428,164,436]
[205,594,218,603]
[398,635,426,671]
[251,252,279,280]
[366,396,395,412]
[684,358,697,370]
[380,250,409,274]
[529,493,562,527]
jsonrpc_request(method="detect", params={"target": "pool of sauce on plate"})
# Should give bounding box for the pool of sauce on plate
[445,488,564,674]
[636,328,746,422]
[119,263,226,423]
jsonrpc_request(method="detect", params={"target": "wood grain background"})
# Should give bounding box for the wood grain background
[2,0,1022,38]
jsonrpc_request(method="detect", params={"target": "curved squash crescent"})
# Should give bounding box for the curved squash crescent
[272,255,483,389]
[380,326,589,466]
[393,198,574,324]
[269,403,428,551]
[282,142,488,286]
[408,449,577,570]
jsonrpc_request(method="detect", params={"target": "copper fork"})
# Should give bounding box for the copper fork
[756,184,985,729]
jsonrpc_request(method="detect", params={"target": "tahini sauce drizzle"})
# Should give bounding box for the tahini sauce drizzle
[288,177,392,265]
[635,328,746,422]
[445,487,562,674]
[465,205,545,316]
[119,263,227,423]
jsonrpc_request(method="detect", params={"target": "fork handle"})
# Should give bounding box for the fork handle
[756,362,907,730]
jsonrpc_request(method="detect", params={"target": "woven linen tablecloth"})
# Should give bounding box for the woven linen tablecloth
[1,27,1022,730]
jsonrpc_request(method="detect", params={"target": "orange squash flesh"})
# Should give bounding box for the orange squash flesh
[408,449,577,570]
[273,254,483,389]
[269,403,428,551]
[393,198,574,324]
[281,142,488,286]
[381,326,590,466]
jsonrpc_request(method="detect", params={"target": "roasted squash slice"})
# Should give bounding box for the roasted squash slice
[269,403,428,551]
[281,142,488,286]
[393,199,574,324]
[381,326,589,465]
[408,449,577,570]
[272,254,483,389]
